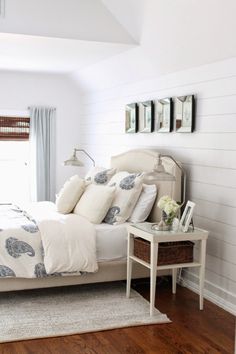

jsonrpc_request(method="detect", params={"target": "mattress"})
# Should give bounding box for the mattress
[95,222,129,262]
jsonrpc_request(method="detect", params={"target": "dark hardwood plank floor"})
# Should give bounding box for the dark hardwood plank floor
[0,278,235,354]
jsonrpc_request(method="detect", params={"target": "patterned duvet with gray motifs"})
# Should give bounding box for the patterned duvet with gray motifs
[0,204,57,278]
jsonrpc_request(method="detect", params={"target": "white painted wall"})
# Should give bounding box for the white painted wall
[78,57,236,315]
[0,70,82,194]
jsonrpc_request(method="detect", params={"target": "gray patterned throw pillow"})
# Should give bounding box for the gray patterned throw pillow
[85,167,116,185]
[104,171,144,225]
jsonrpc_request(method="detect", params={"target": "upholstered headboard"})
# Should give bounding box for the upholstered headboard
[111,149,181,222]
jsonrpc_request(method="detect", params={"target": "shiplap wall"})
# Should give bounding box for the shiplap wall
[78,58,236,314]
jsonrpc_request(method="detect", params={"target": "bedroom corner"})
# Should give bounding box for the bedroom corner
[0,0,235,353]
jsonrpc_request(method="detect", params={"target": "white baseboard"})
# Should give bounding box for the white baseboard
[179,270,236,316]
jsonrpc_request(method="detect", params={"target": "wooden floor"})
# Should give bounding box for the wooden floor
[0,278,235,354]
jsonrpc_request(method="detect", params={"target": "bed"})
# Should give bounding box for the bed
[0,149,181,292]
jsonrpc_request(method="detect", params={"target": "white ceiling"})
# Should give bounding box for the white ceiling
[0,33,135,73]
[0,0,138,73]
[0,0,137,43]
[73,0,236,91]
[1,0,236,90]
[101,0,146,43]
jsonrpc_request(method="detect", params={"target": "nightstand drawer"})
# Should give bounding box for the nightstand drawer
[133,238,194,266]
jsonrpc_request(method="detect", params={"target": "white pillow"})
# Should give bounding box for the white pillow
[56,175,85,214]
[85,167,116,185]
[104,172,144,225]
[128,184,157,223]
[74,184,116,224]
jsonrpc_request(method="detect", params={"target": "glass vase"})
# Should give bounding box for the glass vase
[155,211,171,231]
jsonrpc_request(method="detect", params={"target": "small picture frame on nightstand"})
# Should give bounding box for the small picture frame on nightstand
[180,201,196,232]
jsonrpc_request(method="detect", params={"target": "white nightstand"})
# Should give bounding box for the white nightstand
[126,223,209,316]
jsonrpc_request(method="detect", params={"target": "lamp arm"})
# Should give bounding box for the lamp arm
[75,149,95,167]
[160,154,186,206]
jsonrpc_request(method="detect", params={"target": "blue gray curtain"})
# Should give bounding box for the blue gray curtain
[29,106,56,202]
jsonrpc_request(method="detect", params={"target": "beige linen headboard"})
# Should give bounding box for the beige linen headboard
[111,149,181,222]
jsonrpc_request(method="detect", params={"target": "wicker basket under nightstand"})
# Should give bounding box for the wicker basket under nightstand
[134,238,194,266]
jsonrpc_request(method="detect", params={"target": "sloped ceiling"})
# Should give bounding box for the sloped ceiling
[1,0,236,90]
[0,0,138,72]
[0,0,136,44]
[0,33,135,72]
[73,0,236,91]
[101,0,146,42]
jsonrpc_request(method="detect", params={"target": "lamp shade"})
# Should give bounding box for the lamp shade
[144,170,176,183]
[63,148,95,167]
[63,154,84,166]
[144,155,176,183]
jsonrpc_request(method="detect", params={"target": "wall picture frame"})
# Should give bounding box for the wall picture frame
[179,201,196,232]
[125,103,138,133]
[138,100,154,133]
[175,95,195,133]
[155,97,173,132]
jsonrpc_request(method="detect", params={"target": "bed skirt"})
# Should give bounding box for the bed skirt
[0,260,170,292]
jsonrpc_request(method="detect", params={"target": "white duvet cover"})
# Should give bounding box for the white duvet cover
[0,202,97,279]
[95,222,128,261]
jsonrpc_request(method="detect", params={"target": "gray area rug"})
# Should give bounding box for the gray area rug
[0,282,170,343]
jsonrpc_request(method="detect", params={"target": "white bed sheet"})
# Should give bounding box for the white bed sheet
[95,222,129,262]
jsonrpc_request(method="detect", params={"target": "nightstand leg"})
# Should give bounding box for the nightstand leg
[150,242,158,316]
[199,239,207,310]
[172,268,177,294]
[126,233,134,298]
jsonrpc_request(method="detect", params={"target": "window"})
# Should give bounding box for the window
[0,116,30,204]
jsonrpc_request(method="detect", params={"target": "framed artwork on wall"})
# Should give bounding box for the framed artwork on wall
[138,100,154,133]
[175,95,195,133]
[155,97,173,132]
[125,103,138,133]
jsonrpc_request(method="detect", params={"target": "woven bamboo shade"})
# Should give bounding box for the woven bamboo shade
[0,116,30,141]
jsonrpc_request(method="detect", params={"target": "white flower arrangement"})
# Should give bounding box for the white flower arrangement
[158,195,179,214]
[157,195,180,226]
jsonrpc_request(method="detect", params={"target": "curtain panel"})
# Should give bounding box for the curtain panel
[29,106,56,202]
